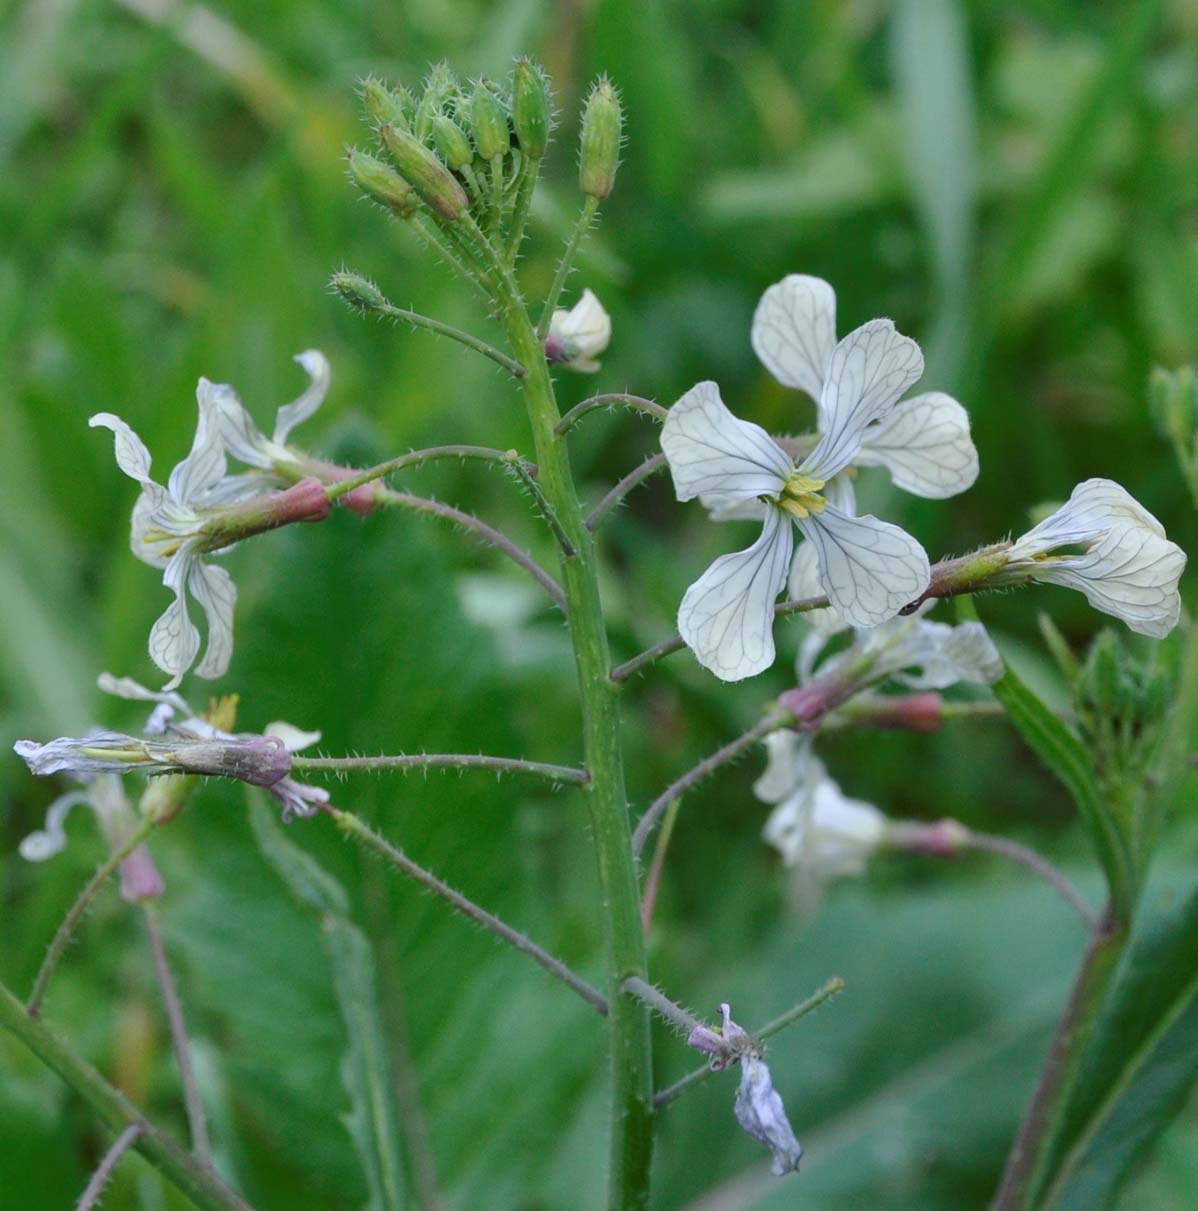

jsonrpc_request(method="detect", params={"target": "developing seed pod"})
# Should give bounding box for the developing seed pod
[579,77,622,199]
[471,81,511,161]
[330,270,389,313]
[378,123,469,221]
[512,58,552,158]
[346,147,417,217]
[432,114,474,172]
[361,78,414,132]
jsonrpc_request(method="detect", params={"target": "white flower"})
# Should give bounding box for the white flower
[546,289,611,373]
[756,733,887,879]
[91,389,240,689]
[1007,479,1186,638]
[662,325,934,678]
[752,274,979,500]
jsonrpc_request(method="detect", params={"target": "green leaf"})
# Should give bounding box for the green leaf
[959,600,1133,916]
[251,797,406,1211]
[1040,885,1198,1208]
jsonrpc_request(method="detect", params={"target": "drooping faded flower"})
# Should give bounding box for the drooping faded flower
[1005,479,1186,638]
[92,384,330,688]
[545,289,611,373]
[685,1002,803,1176]
[662,319,935,678]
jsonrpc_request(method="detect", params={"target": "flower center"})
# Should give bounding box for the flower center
[777,472,827,521]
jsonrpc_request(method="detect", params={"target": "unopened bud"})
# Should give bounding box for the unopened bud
[139,773,195,825]
[471,82,510,161]
[346,147,416,217]
[512,58,552,158]
[842,692,945,732]
[379,123,469,221]
[432,114,474,172]
[415,63,460,139]
[361,78,414,132]
[579,77,621,199]
[331,270,389,313]
[119,845,165,903]
[169,735,292,787]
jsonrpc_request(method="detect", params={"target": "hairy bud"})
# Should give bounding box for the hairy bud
[579,77,622,199]
[432,114,474,172]
[331,270,389,313]
[346,147,417,217]
[471,82,510,161]
[512,58,552,158]
[361,78,414,133]
[379,123,469,221]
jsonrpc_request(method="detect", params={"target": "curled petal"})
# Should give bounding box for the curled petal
[797,506,930,629]
[751,275,837,402]
[1010,478,1167,560]
[940,622,1003,685]
[1033,526,1186,639]
[188,561,238,680]
[89,413,158,489]
[274,350,332,444]
[18,790,94,861]
[270,777,331,822]
[662,381,792,502]
[149,551,202,690]
[678,508,794,681]
[169,382,230,505]
[801,320,924,481]
[14,733,149,777]
[265,722,322,752]
[735,1057,803,1176]
[855,392,979,499]
[98,672,191,715]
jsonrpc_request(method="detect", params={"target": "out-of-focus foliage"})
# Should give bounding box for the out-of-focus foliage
[1,1,1195,1208]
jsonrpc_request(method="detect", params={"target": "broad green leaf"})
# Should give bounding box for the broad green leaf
[250,797,406,1211]
[1040,885,1198,1209]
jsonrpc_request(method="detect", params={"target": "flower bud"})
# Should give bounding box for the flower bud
[415,63,461,139]
[512,58,552,158]
[379,123,469,221]
[139,773,195,825]
[579,77,622,199]
[346,147,417,217]
[331,270,389,313]
[431,114,474,172]
[361,78,414,132]
[195,477,330,553]
[841,692,945,732]
[118,845,166,903]
[470,81,510,161]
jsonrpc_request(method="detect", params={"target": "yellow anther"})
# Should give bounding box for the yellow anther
[778,472,827,520]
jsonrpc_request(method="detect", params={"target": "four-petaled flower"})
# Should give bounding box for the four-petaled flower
[1006,479,1186,638]
[545,289,611,373]
[662,308,937,680]
[92,382,330,689]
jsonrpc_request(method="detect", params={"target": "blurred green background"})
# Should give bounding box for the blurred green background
[2,1,1196,1208]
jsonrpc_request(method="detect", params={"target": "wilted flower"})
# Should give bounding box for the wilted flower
[19,773,164,903]
[92,382,330,688]
[1005,479,1185,638]
[756,732,886,879]
[685,1002,802,1176]
[545,289,611,373]
[662,311,936,679]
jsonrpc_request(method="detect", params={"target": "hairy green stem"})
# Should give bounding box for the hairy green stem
[77,1123,145,1211]
[555,393,668,437]
[0,981,252,1211]
[292,752,587,784]
[586,452,667,530]
[992,906,1128,1210]
[325,444,535,503]
[536,196,600,337]
[505,154,537,263]
[498,276,654,1208]
[370,298,525,377]
[27,816,156,1018]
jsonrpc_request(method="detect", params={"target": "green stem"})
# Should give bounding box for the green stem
[0,980,253,1211]
[291,752,587,784]
[498,278,654,1208]
[325,444,534,503]
[992,905,1128,1210]
[505,154,538,264]
[555,393,668,437]
[27,816,156,1018]
[536,196,599,338]
[373,299,525,377]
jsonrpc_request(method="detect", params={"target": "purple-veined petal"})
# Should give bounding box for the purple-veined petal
[678,507,794,681]
[1009,478,1168,559]
[855,391,978,499]
[662,381,792,502]
[89,413,158,489]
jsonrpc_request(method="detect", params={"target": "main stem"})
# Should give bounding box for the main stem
[992,905,1128,1210]
[499,286,653,1208]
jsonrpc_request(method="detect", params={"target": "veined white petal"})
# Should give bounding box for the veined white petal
[98,672,191,715]
[169,381,230,505]
[801,320,924,480]
[207,379,276,470]
[797,505,930,629]
[824,472,857,516]
[662,381,792,502]
[940,621,1003,685]
[751,275,837,402]
[855,392,979,499]
[753,731,817,806]
[188,561,237,680]
[18,790,94,861]
[1032,526,1186,638]
[265,722,322,752]
[274,350,333,444]
[787,540,847,637]
[90,413,158,488]
[130,488,188,569]
[700,493,769,522]
[734,1057,803,1176]
[149,551,202,690]
[1009,478,1167,560]
[804,779,887,878]
[678,508,794,681]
